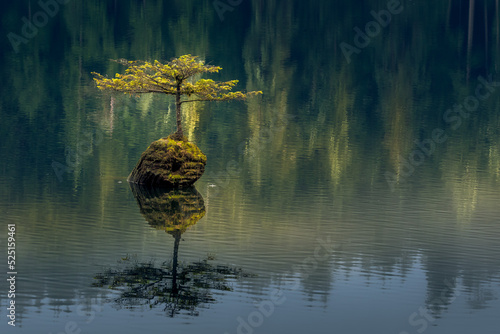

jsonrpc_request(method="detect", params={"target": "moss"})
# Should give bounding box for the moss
[168,174,184,182]
[166,133,189,142]
[128,134,207,187]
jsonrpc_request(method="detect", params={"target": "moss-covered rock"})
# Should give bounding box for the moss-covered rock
[127,135,207,187]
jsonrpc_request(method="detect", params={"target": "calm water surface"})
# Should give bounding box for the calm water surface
[1,1,500,333]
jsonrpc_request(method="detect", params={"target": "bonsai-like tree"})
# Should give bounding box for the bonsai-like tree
[92,55,262,140]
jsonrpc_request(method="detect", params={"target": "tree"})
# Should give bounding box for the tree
[92,55,262,140]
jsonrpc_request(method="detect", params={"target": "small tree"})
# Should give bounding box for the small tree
[92,55,262,140]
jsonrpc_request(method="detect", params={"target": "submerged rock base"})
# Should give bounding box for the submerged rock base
[127,135,207,187]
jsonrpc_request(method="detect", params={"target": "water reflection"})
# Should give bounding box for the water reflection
[93,185,251,317]
[1,1,500,333]
[130,184,206,234]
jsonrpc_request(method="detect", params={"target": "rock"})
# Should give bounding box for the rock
[127,135,207,187]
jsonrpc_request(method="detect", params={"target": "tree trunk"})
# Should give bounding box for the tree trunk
[467,0,475,81]
[484,0,488,67]
[171,230,181,296]
[497,0,499,72]
[169,230,181,317]
[175,82,184,139]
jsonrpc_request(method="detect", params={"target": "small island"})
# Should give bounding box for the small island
[92,55,262,187]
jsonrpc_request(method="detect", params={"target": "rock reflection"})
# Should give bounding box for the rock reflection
[93,185,251,317]
[130,184,206,234]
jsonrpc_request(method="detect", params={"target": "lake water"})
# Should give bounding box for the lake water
[1,1,500,333]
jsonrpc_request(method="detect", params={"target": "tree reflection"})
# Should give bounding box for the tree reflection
[93,185,251,317]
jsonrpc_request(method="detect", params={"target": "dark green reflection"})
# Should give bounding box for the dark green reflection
[130,184,206,234]
[93,185,250,317]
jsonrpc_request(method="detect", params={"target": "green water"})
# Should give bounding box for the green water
[1,1,500,333]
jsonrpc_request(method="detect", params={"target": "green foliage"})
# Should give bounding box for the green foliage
[92,54,262,138]
[91,55,263,103]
